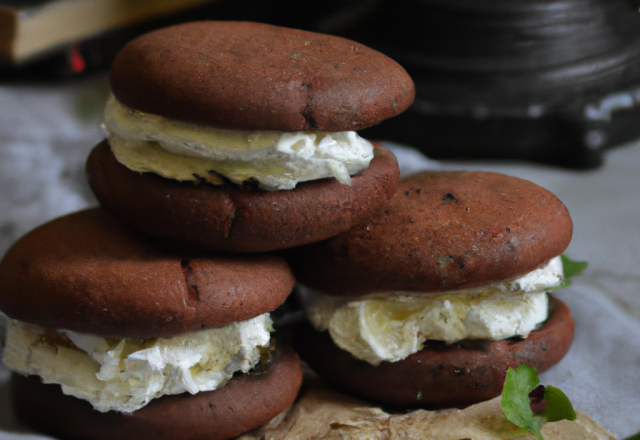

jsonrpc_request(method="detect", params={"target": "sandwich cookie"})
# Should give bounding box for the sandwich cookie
[0,208,301,439]
[87,21,413,253]
[287,171,575,407]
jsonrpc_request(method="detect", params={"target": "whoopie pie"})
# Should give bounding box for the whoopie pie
[86,21,414,253]
[0,208,302,440]
[287,171,575,408]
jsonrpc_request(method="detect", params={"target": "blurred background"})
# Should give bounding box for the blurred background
[5,0,640,167]
[1,0,639,437]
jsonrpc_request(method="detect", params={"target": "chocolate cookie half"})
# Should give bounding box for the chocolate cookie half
[0,209,301,438]
[87,142,399,253]
[12,346,301,440]
[287,171,575,407]
[294,296,574,408]
[0,208,295,337]
[289,171,573,294]
[91,21,411,252]
[110,21,414,132]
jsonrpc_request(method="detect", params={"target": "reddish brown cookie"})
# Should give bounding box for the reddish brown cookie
[0,208,295,338]
[86,141,399,254]
[12,346,302,440]
[110,21,414,131]
[287,171,573,295]
[294,296,574,408]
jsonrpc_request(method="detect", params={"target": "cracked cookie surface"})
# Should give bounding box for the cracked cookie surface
[0,208,295,338]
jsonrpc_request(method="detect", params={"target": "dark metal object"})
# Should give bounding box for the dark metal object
[334,0,640,168]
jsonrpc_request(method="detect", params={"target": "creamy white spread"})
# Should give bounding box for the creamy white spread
[301,256,563,366]
[2,314,273,413]
[103,96,374,191]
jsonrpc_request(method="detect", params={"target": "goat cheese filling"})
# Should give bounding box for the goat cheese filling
[103,96,374,191]
[300,256,563,366]
[3,313,273,413]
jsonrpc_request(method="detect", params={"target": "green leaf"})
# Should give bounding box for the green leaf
[501,365,580,439]
[501,365,544,440]
[538,385,576,423]
[560,255,588,285]
[621,432,640,440]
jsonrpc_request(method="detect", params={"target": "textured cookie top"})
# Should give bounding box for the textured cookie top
[110,21,415,131]
[288,171,573,295]
[0,209,295,338]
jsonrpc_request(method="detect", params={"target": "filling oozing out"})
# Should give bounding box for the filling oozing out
[103,96,374,191]
[2,313,273,413]
[300,256,564,366]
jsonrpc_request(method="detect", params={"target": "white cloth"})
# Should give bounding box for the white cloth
[0,76,639,438]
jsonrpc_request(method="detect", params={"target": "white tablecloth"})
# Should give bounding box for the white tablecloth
[0,76,638,438]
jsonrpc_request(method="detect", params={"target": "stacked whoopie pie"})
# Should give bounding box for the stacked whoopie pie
[87,21,412,253]
[1,209,301,440]
[288,171,575,409]
[0,21,414,440]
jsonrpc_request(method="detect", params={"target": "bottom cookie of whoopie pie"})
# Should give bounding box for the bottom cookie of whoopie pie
[86,140,399,253]
[11,346,302,440]
[293,296,573,409]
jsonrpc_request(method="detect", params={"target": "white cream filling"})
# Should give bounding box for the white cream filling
[103,96,374,191]
[2,314,273,413]
[301,256,563,366]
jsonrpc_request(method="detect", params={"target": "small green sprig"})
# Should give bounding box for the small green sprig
[561,255,588,283]
[501,364,576,440]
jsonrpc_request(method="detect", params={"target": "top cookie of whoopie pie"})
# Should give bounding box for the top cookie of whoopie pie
[288,171,573,295]
[87,21,413,253]
[0,208,298,416]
